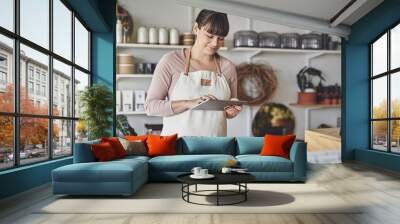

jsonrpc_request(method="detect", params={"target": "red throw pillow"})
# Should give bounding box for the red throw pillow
[260,134,296,159]
[146,134,177,157]
[101,137,127,158]
[91,142,117,161]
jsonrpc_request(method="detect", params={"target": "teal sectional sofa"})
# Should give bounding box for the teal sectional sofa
[52,136,307,196]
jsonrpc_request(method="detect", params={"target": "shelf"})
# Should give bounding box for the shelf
[117,43,228,51]
[116,74,153,80]
[290,103,341,130]
[289,104,341,109]
[116,111,147,115]
[231,47,341,55]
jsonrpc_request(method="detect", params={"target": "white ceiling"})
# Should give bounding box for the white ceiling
[221,0,381,25]
[176,0,384,37]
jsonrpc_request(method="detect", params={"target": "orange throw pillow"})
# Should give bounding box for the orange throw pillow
[146,134,178,157]
[125,135,148,142]
[101,137,127,158]
[260,134,296,159]
[91,142,117,161]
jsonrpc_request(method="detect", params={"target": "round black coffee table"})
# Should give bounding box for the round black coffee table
[177,173,255,206]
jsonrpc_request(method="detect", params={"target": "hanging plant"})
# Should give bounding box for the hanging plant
[237,63,278,105]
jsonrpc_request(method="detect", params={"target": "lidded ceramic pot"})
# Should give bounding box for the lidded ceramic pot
[137,26,148,44]
[169,28,180,45]
[158,27,169,44]
[148,27,158,44]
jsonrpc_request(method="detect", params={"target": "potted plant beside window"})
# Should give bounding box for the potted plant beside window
[79,84,113,140]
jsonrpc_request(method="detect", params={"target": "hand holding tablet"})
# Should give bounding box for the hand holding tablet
[191,99,247,111]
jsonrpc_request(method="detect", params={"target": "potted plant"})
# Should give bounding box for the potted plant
[296,66,325,105]
[79,84,113,140]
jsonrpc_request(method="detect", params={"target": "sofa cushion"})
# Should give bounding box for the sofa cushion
[236,155,293,172]
[235,137,263,155]
[53,158,147,183]
[91,142,118,161]
[101,137,127,158]
[148,154,235,172]
[147,134,177,157]
[178,137,236,155]
[73,139,101,163]
[260,134,296,159]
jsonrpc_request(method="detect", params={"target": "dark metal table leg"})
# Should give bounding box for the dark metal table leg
[245,183,247,201]
[195,184,197,192]
[217,184,219,206]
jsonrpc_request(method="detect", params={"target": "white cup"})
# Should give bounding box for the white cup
[221,167,232,174]
[200,169,208,176]
[191,167,202,176]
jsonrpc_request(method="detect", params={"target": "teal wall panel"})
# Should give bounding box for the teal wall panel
[0,158,72,199]
[344,0,400,171]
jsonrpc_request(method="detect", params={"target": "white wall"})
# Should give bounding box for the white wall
[118,0,341,139]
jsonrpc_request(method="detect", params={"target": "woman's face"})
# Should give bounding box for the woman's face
[194,24,225,55]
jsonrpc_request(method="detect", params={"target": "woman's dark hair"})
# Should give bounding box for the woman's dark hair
[195,9,229,37]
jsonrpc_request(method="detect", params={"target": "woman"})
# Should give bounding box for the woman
[145,9,241,137]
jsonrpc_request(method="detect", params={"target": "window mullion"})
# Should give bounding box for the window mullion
[13,0,20,167]
[48,0,54,160]
[71,11,76,154]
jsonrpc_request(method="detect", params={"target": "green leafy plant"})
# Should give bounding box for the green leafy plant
[79,84,113,140]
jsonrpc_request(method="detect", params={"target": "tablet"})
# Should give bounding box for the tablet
[191,99,247,111]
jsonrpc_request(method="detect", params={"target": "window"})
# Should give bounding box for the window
[0,0,91,170]
[36,83,40,95]
[371,23,400,154]
[28,67,34,80]
[0,54,8,89]
[42,85,46,97]
[28,81,34,94]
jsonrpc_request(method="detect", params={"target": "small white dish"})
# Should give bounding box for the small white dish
[190,174,215,179]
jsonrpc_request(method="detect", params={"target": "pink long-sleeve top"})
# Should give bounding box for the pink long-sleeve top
[145,49,238,117]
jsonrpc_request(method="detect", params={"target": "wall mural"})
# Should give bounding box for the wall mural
[252,103,295,136]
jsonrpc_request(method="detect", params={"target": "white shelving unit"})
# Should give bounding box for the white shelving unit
[117,111,148,115]
[116,43,342,135]
[290,104,341,129]
[231,47,340,54]
[116,74,153,81]
[117,43,228,51]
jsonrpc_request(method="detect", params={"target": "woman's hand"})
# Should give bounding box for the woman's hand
[225,98,242,119]
[186,94,217,108]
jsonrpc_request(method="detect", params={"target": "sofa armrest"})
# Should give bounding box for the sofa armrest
[73,141,99,163]
[289,141,307,181]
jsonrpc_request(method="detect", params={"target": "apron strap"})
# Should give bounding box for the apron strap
[184,47,221,76]
[184,48,191,75]
[214,54,222,76]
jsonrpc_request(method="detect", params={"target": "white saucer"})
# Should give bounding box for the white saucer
[190,174,215,179]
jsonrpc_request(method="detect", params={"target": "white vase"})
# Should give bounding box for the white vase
[137,26,148,44]
[149,27,158,44]
[116,19,122,43]
[158,27,169,45]
[169,28,179,45]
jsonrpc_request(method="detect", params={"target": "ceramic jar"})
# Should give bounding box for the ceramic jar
[137,26,148,44]
[169,28,180,45]
[158,27,169,45]
[148,27,158,44]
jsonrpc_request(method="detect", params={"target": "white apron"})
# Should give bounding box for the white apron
[161,48,231,137]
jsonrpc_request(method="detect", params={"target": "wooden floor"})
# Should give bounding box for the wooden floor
[1,162,400,224]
